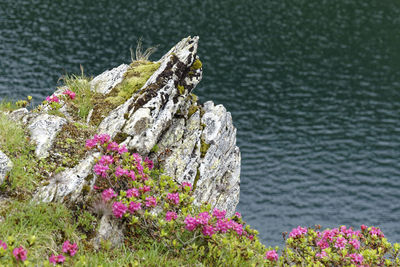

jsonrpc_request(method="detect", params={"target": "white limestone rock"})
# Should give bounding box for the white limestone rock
[93,215,124,250]
[0,151,13,185]
[32,36,240,217]
[27,114,67,158]
[34,152,100,202]
[91,64,130,94]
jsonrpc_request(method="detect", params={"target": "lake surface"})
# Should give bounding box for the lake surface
[1,0,400,246]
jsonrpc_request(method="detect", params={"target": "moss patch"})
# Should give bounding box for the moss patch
[90,61,160,126]
[191,58,202,70]
[200,138,210,158]
[50,122,95,169]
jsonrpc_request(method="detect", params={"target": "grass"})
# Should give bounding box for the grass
[0,100,19,112]
[131,37,158,62]
[62,72,93,121]
[0,113,42,195]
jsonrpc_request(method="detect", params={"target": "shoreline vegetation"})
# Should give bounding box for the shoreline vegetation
[1,41,400,266]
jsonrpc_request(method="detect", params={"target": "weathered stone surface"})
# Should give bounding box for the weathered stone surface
[34,152,99,202]
[93,215,124,250]
[32,36,240,217]
[194,101,241,216]
[90,64,130,94]
[0,151,13,185]
[27,114,67,158]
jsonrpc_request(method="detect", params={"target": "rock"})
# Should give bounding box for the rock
[92,215,124,250]
[91,64,130,95]
[27,114,67,158]
[34,152,100,202]
[31,36,240,217]
[0,151,13,185]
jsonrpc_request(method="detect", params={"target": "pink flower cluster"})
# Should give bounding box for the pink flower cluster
[166,211,178,221]
[144,157,154,170]
[184,208,247,237]
[62,89,76,100]
[13,246,27,261]
[112,201,128,218]
[102,188,117,202]
[62,240,78,256]
[181,182,192,191]
[46,95,60,103]
[369,226,384,237]
[49,254,65,265]
[316,226,362,250]
[167,193,180,205]
[0,240,6,250]
[349,253,363,264]
[128,202,142,213]
[126,188,139,198]
[86,134,111,149]
[265,250,279,261]
[289,226,308,238]
[145,197,157,208]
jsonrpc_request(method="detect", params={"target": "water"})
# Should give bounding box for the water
[1,0,400,246]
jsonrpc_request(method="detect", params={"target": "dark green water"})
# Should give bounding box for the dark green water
[1,0,400,246]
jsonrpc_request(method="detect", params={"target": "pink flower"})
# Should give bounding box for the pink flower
[112,201,128,218]
[184,215,199,231]
[99,155,114,165]
[212,209,226,220]
[317,240,329,249]
[49,254,65,265]
[202,225,216,237]
[361,224,367,231]
[136,163,144,176]
[145,197,157,208]
[215,219,229,233]
[107,142,119,152]
[128,202,142,213]
[115,166,128,177]
[126,188,139,198]
[62,89,76,100]
[128,170,136,181]
[62,240,78,256]
[93,185,100,190]
[0,240,7,250]
[46,95,60,103]
[85,138,97,149]
[102,188,117,202]
[265,250,279,261]
[13,246,27,261]
[139,185,151,192]
[334,237,347,250]
[181,182,192,191]
[132,153,142,163]
[166,211,178,221]
[167,193,180,205]
[234,212,241,218]
[349,253,363,264]
[94,134,110,145]
[370,227,384,237]
[197,212,211,225]
[229,220,244,235]
[349,238,360,249]
[289,226,308,238]
[316,250,327,259]
[118,145,128,154]
[93,163,109,177]
[144,157,153,170]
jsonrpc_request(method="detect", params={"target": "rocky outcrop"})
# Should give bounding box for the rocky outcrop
[0,151,12,185]
[6,36,241,217]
